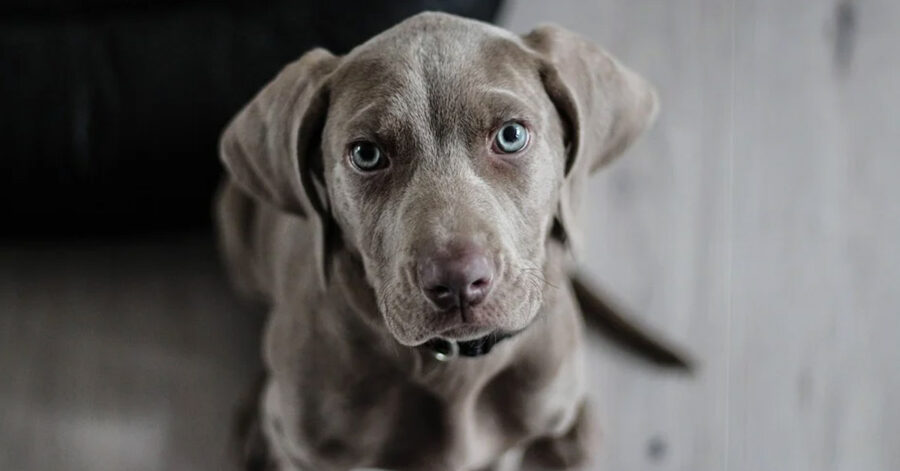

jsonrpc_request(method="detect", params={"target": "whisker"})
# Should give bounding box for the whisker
[519,267,557,291]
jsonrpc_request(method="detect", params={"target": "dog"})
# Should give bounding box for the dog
[216,12,664,471]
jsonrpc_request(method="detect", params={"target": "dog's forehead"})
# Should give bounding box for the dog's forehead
[340,11,526,72]
[329,13,540,121]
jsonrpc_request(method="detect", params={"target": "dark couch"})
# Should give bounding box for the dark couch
[1,0,503,236]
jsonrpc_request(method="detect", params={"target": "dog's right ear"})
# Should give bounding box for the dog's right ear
[219,48,339,286]
[522,25,658,256]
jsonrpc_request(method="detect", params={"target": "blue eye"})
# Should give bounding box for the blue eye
[494,121,529,153]
[349,141,386,171]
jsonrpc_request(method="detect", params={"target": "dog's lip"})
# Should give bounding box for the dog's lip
[438,324,495,341]
[400,296,542,345]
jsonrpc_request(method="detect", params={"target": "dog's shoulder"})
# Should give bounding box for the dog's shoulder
[216,177,322,306]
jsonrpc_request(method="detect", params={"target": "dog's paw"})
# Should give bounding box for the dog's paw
[522,401,597,469]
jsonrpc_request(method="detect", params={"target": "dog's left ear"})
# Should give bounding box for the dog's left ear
[219,48,340,288]
[523,25,659,253]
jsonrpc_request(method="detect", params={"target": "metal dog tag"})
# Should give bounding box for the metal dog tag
[429,338,458,362]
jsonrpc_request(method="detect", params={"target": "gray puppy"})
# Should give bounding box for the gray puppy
[216,12,658,471]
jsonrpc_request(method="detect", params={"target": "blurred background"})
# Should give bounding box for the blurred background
[2,0,898,470]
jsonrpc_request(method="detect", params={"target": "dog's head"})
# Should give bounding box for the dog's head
[220,13,657,346]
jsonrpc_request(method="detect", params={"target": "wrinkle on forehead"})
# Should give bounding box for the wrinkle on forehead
[329,26,543,162]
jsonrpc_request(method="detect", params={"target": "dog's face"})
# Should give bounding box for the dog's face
[220,13,658,347]
[322,24,565,345]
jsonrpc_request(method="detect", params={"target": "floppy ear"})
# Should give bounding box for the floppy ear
[522,25,659,254]
[219,48,340,288]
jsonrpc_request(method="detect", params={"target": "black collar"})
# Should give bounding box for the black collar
[423,330,519,360]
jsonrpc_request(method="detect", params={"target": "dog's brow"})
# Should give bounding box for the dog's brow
[345,101,381,125]
[482,87,527,104]
[481,88,535,117]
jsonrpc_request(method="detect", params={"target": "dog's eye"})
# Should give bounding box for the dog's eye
[493,121,529,154]
[349,141,386,171]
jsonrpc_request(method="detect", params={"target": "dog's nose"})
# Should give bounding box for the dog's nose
[417,247,494,311]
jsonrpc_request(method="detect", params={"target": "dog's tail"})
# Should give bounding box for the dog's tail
[570,273,694,371]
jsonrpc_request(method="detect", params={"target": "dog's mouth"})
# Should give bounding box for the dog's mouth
[379,262,545,350]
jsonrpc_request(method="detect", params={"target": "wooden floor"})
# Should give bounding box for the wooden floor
[0,237,264,471]
[2,1,898,470]
[502,1,900,470]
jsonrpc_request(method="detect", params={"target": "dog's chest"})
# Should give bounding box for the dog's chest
[264,341,583,471]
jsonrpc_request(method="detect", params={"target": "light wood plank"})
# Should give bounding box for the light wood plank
[502,1,900,470]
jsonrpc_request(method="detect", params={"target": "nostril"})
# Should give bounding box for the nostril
[470,277,489,290]
[428,285,453,297]
[463,274,492,307]
[422,281,459,310]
